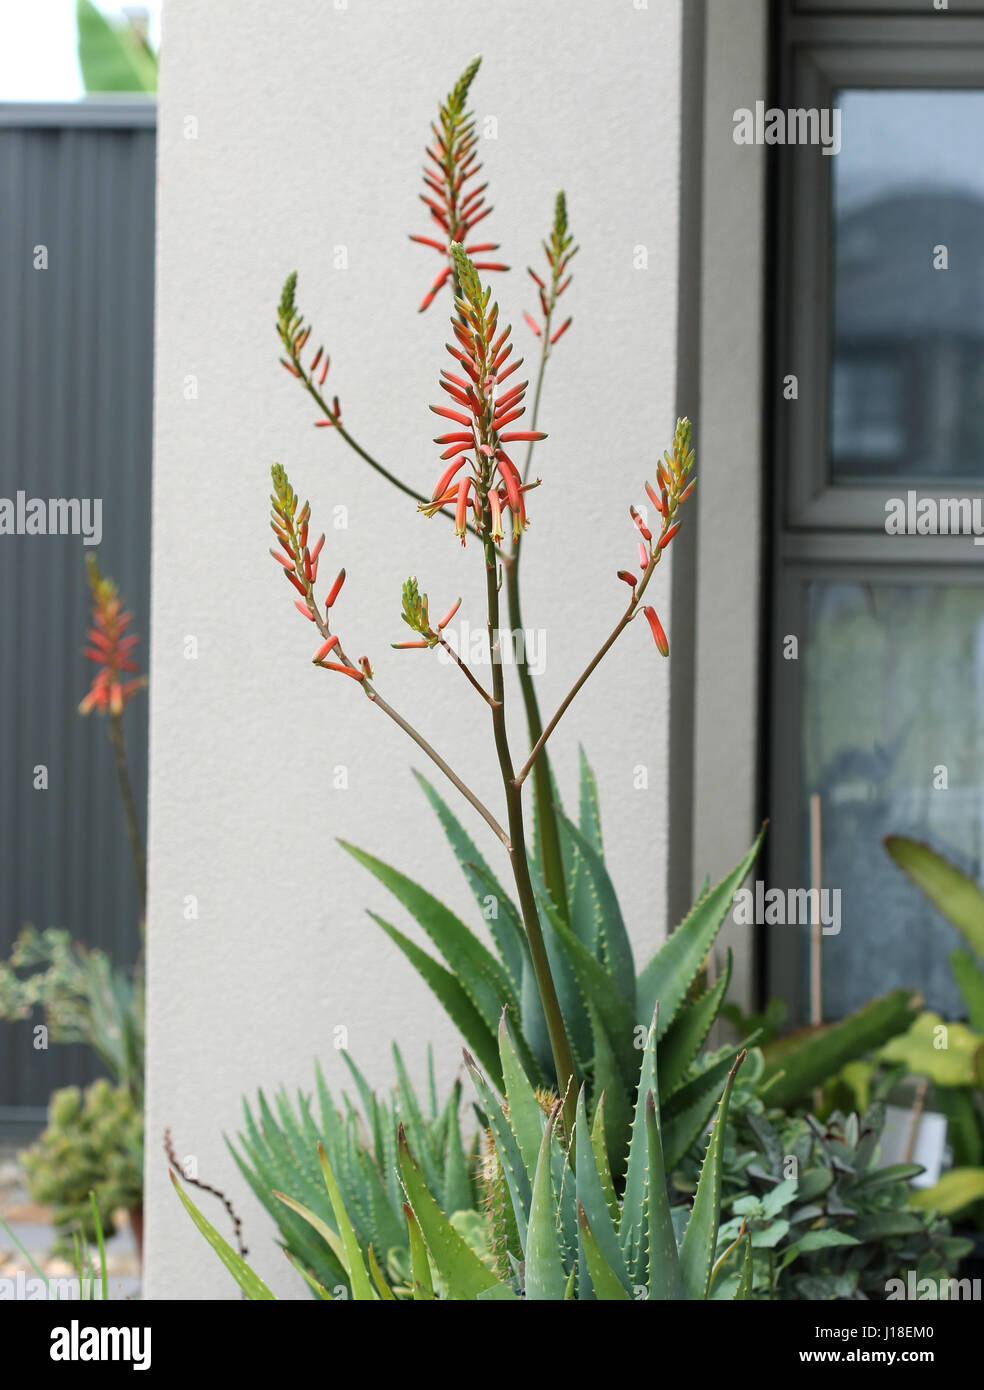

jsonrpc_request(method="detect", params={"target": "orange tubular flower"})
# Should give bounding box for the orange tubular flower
[79,557,146,717]
[419,243,544,546]
[524,191,577,346]
[643,606,670,658]
[411,57,508,313]
[270,464,368,680]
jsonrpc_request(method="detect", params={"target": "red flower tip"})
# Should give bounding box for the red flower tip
[321,661,364,681]
[523,311,542,337]
[630,507,652,543]
[325,569,346,608]
[437,597,461,630]
[638,541,649,570]
[549,317,573,345]
[295,599,315,621]
[313,635,340,662]
[643,606,669,657]
[617,569,637,588]
[658,523,681,550]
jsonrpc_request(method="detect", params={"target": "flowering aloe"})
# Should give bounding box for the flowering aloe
[411,56,508,312]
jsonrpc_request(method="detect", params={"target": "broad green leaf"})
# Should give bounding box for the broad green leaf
[76,0,157,93]
[464,1050,531,1252]
[588,1003,631,1181]
[577,747,604,857]
[525,1113,569,1300]
[734,1233,754,1300]
[285,1249,332,1299]
[398,1128,513,1300]
[880,1010,984,1089]
[885,836,984,958]
[342,843,519,1029]
[367,1244,397,1300]
[909,1167,984,1217]
[367,912,502,1088]
[637,832,764,1033]
[590,1094,620,1227]
[661,1052,735,1172]
[274,1189,346,1270]
[951,949,984,1035]
[170,1172,276,1300]
[679,1050,744,1300]
[578,1203,631,1301]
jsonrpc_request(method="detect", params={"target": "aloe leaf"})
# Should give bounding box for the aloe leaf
[274,1189,347,1270]
[637,832,764,1033]
[951,948,984,1034]
[170,1172,276,1300]
[658,951,733,1100]
[590,1094,620,1227]
[558,811,635,1001]
[367,1244,397,1301]
[760,990,920,1107]
[575,1087,631,1299]
[678,1050,745,1300]
[414,771,526,987]
[578,1203,632,1301]
[620,1010,661,1283]
[441,1087,474,1217]
[645,1090,683,1299]
[403,1203,436,1300]
[284,1249,332,1299]
[577,748,604,857]
[525,1112,570,1300]
[661,1053,735,1173]
[734,1233,754,1300]
[398,1127,513,1299]
[499,1011,547,1183]
[537,889,636,1087]
[885,835,984,958]
[464,1050,532,1252]
[588,1003,632,1180]
[343,843,519,1026]
[368,911,502,1088]
[316,1142,376,1301]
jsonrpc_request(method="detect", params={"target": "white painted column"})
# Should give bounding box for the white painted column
[147,0,688,1296]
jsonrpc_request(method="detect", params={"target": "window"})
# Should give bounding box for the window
[769,2,984,1020]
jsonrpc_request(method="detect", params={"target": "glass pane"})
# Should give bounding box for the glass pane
[830,90,984,483]
[800,580,984,1018]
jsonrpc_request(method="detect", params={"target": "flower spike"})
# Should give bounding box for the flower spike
[79,556,146,717]
[411,58,508,312]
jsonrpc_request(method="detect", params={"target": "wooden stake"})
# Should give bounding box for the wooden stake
[809,793,823,1114]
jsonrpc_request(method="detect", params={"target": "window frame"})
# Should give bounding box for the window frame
[768,1,984,1017]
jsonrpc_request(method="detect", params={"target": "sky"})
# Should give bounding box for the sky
[0,0,162,100]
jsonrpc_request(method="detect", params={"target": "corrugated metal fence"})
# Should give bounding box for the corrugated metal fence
[0,102,155,1125]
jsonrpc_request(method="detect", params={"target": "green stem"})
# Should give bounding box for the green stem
[107,713,146,930]
[483,527,578,1136]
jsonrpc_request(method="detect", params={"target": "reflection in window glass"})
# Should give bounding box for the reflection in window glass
[830,90,984,482]
[800,581,984,1018]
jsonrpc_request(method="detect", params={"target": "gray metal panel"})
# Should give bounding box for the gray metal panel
[0,104,156,1120]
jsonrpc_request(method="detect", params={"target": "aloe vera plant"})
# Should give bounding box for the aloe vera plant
[229,1047,480,1295]
[179,1015,750,1301]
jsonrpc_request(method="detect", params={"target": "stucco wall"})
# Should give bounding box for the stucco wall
[146,0,688,1297]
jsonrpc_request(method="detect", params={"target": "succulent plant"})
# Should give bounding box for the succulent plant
[21,1078,143,1254]
[228,1047,480,1296]
[674,1061,971,1300]
[178,1016,750,1301]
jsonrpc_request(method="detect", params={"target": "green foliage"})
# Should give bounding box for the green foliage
[758,990,921,1110]
[228,1047,480,1297]
[76,0,157,93]
[21,1079,142,1255]
[342,752,764,1170]
[0,925,143,1104]
[186,1018,746,1300]
[676,1081,971,1300]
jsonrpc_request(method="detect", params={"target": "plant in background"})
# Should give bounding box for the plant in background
[674,1053,969,1299]
[76,0,157,95]
[179,1016,753,1301]
[229,1048,481,1296]
[20,1079,143,1258]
